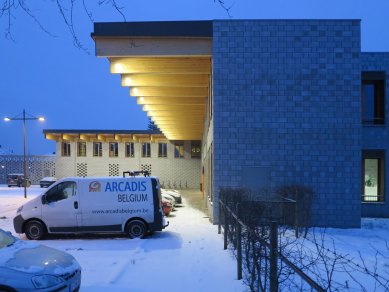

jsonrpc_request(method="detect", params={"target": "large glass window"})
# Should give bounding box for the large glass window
[61,142,71,157]
[77,142,86,157]
[158,143,167,158]
[174,143,184,158]
[109,142,118,157]
[191,141,201,158]
[125,142,134,157]
[93,142,102,157]
[362,72,385,125]
[142,142,151,158]
[362,150,385,202]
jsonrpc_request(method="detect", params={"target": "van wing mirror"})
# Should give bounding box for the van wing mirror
[41,195,47,204]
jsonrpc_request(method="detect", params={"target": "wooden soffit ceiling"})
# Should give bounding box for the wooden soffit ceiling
[94,36,212,140]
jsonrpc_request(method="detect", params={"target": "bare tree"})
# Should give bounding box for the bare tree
[1,0,232,50]
[0,0,126,51]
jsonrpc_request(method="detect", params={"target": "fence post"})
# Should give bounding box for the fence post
[237,203,242,280]
[218,200,221,234]
[224,203,228,250]
[295,200,299,238]
[270,221,278,292]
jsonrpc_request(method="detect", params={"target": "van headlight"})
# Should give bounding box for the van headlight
[31,275,64,289]
[16,206,23,213]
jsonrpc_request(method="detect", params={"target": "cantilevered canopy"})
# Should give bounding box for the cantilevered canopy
[92,21,212,140]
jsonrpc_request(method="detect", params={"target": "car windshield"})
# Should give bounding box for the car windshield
[0,229,16,249]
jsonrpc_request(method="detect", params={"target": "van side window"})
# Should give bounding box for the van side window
[46,182,76,203]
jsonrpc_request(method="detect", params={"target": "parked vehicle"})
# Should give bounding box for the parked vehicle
[161,199,173,216]
[7,174,31,188]
[0,228,81,292]
[162,193,176,209]
[39,177,57,188]
[14,175,167,240]
[162,189,182,204]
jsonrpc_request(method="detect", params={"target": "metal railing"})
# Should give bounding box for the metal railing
[218,198,325,292]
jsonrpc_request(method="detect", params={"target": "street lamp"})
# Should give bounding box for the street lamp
[4,109,45,198]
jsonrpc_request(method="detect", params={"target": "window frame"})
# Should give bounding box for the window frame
[158,142,168,158]
[174,143,185,158]
[362,71,386,125]
[191,141,201,159]
[109,142,119,157]
[61,142,71,157]
[362,150,385,203]
[125,142,135,158]
[77,142,86,157]
[142,142,151,158]
[93,142,103,157]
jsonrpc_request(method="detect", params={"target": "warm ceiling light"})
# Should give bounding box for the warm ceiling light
[143,105,149,111]
[4,117,10,121]
[133,88,138,94]
[114,63,124,72]
[125,77,132,85]
[139,97,144,102]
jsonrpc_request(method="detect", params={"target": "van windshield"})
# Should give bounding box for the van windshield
[0,229,15,249]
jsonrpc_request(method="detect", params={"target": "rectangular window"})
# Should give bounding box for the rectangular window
[174,143,185,158]
[362,71,385,125]
[362,150,385,202]
[61,142,71,157]
[191,141,201,158]
[109,142,118,157]
[125,142,134,157]
[93,142,102,157]
[158,143,167,158]
[77,142,86,157]
[142,142,151,158]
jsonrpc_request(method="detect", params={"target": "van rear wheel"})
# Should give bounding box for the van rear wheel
[25,220,46,240]
[126,220,147,239]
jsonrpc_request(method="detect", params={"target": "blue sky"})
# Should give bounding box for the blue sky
[0,0,388,155]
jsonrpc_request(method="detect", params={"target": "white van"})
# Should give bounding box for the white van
[13,176,167,240]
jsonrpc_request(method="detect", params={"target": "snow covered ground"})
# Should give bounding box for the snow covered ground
[0,186,245,292]
[1,186,389,291]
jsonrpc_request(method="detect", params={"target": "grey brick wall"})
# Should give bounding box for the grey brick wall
[361,53,389,217]
[212,20,362,227]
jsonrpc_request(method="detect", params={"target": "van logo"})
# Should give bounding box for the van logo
[89,181,101,192]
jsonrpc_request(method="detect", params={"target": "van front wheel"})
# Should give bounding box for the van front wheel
[126,220,147,239]
[25,220,46,240]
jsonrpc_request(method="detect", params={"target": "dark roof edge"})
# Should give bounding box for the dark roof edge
[213,18,361,21]
[92,20,213,38]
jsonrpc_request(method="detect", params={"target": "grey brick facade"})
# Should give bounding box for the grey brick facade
[212,20,362,227]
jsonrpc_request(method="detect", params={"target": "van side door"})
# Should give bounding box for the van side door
[42,181,80,233]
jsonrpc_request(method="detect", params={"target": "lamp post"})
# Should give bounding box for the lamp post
[4,109,45,198]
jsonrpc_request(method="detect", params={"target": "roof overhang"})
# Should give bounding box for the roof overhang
[43,129,165,142]
[92,21,213,141]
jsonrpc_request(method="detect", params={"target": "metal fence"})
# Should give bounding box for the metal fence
[0,155,55,185]
[218,188,324,292]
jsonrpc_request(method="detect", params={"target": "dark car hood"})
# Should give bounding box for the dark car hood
[2,241,79,275]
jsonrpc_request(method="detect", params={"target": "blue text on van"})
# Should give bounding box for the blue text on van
[105,181,147,192]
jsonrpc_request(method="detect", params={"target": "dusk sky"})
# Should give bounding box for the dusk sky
[1,0,388,155]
